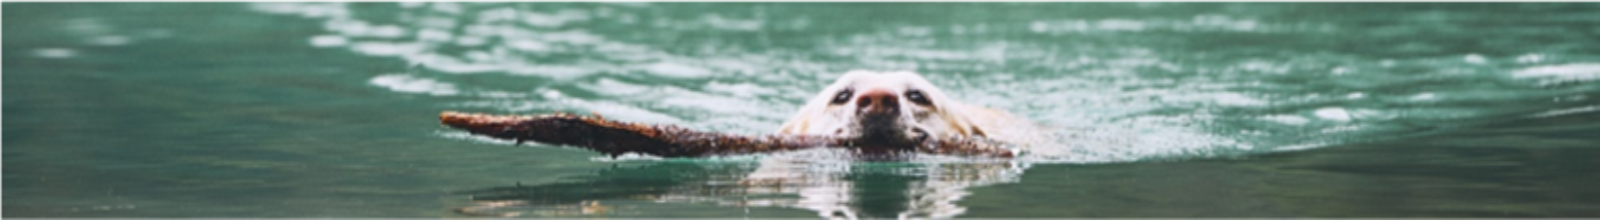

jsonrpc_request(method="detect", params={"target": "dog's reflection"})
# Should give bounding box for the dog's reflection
[454,153,1026,219]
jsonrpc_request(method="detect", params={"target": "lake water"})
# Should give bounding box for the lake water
[5,2,1600,218]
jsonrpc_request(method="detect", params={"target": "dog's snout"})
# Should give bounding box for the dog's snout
[856,89,899,115]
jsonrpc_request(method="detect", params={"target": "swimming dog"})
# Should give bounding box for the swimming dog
[777,70,1037,154]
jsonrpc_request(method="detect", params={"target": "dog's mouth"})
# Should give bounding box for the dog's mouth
[850,113,928,151]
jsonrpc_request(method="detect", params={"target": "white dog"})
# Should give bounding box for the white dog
[455,71,1040,219]
[777,70,1039,149]
[745,70,1039,219]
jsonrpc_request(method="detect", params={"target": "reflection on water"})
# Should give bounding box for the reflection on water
[242,2,1600,218]
[453,157,1024,218]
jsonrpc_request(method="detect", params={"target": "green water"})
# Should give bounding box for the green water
[5,2,1600,217]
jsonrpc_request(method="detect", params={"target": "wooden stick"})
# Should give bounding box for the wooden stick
[439,111,1013,158]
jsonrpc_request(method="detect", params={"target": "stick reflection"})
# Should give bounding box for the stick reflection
[454,153,1027,219]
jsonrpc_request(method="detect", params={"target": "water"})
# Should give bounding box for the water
[5,2,1599,218]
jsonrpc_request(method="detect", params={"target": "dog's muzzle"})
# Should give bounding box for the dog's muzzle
[853,89,914,147]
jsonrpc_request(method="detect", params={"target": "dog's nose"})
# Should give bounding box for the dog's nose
[855,88,899,115]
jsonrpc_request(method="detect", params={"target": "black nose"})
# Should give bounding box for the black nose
[856,89,898,116]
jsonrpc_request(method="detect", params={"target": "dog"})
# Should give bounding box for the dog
[453,70,1040,219]
[777,70,1039,151]
[743,70,1039,218]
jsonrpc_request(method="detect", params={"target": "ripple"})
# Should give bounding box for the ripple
[33,48,78,59]
[309,35,348,47]
[1532,105,1600,118]
[368,74,460,96]
[1513,63,1600,86]
[1314,107,1353,122]
[521,9,590,28]
[1028,14,1336,34]
[643,62,713,79]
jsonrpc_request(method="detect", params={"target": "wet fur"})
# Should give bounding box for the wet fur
[778,70,1035,149]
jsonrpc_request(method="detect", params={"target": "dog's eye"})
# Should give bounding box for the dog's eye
[906,90,932,106]
[830,89,853,105]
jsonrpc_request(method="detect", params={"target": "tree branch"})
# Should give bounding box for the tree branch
[440,111,1013,158]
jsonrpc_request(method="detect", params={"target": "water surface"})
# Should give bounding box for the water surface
[5,2,1599,217]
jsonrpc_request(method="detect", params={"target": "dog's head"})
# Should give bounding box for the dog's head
[779,71,984,148]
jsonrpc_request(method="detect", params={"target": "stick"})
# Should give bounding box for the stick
[439,111,1013,158]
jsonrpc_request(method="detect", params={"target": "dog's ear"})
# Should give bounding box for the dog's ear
[936,107,982,136]
[777,116,810,134]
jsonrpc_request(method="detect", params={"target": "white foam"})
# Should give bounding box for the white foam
[703,14,763,31]
[1314,107,1352,122]
[704,81,776,98]
[1213,92,1266,106]
[367,25,408,38]
[1515,53,1546,64]
[1263,115,1309,125]
[250,2,346,18]
[1028,15,1328,34]
[1409,92,1437,101]
[325,19,406,39]
[1463,53,1487,64]
[417,28,454,42]
[522,10,590,28]
[33,48,77,59]
[644,62,712,78]
[368,74,460,96]
[309,35,348,47]
[1512,63,1600,85]
[586,78,653,96]
[504,64,600,80]
[350,42,424,57]
[599,2,650,7]
[505,39,551,52]
[1531,105,1600,118]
